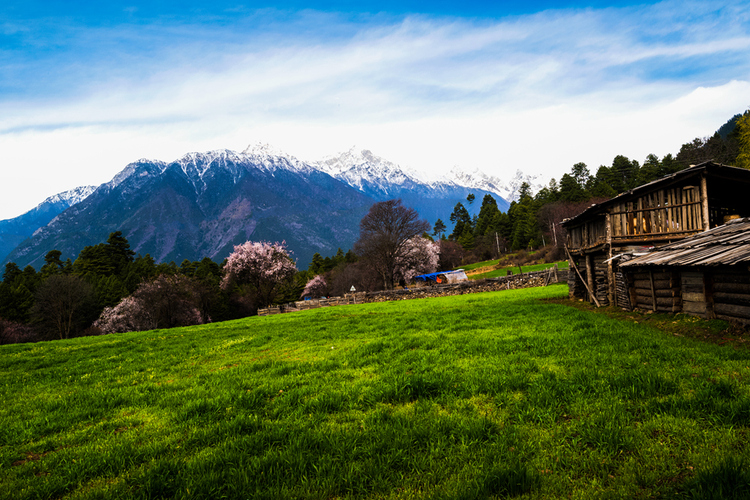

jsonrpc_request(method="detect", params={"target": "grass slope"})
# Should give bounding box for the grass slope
[467,261,569,280]
[2,284,750,499]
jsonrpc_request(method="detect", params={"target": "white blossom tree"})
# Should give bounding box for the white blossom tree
[301,275,328,299]
[221,240,297,309]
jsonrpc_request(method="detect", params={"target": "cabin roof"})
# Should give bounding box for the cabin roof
[619,217,750,268]
[561,161,750,228]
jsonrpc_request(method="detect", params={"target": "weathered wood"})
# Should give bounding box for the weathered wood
[704,271,715,319]
[634,287,680,298]
[714,302,750,320]
[634,272,673,281]
[649,270,657,311]
[713,292,750,306]
[682,274,704,285]
[713,273,750,285]
[682,292,706,303]
[586,253,595,305]
[683,301,707,315]
[715,313,750,325]
[713,282,750,294]
[634,279,676,289]
[682,283,704,294]
[635,296,679,307]
[701,174,710,231]
[565,245,600,306]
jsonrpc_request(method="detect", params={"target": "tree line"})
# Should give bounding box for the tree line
[2,111,748,344]
[0,201,440,344]
[431,110,750,263]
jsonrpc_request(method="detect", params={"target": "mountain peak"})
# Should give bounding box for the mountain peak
[242,142,288,158]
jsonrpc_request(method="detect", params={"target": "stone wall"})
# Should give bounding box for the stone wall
[259,268,569,315]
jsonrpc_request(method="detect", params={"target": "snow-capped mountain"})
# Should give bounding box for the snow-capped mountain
[44,185,97,207]
[5,147,373,268]
[446,167,543,203]
[313,147,422,199]
[0,186,96,261]
[3,144,514,268]
[313,147,510,214]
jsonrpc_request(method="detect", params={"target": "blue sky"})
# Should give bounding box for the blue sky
[1,0,749,219]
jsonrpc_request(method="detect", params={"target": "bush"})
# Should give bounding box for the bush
[0,317,41,344]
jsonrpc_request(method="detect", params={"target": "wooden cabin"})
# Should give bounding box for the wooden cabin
[619,217,750,323]
[562,162,750,308]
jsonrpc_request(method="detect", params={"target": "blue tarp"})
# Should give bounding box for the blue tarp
[415,269,468,283]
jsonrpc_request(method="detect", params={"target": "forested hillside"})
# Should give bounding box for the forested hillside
[433,110,750,263]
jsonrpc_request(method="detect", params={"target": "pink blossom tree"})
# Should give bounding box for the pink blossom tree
[94,274,203,334]
[221,241,297,309]
[301,275,328,299]
[394,236,440,284]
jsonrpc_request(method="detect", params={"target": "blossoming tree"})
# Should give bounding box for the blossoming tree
[394,236,440,284]
[221,240,297,309]
[301,274,328,299]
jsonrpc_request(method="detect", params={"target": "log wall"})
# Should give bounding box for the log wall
[630,269,682,313]
[710,270,750,324]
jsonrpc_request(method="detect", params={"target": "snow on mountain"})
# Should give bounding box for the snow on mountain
[446,167,545,203]
[501,170,545,202]
[41,185,97,208]
[0,185,97,261]
[312,147,419,197]
[446,166,509,200]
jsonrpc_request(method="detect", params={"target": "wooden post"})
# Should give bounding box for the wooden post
[704,271,715,319]
[565,245,601,307]
[649,270,657,311]
[700,173,710,231]
[606,212,615,306]
[586,254,595,305]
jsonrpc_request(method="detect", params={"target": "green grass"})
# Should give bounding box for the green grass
[455,259,500,271]
[469,261,569,280]
[3,284,750,499]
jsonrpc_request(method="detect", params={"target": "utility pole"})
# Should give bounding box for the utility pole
[550,222,558,247]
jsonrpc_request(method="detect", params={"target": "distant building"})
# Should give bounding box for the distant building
[562,161,750,309]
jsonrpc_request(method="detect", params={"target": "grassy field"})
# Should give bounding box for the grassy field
[3,285,750,499]
[466,261,569,280]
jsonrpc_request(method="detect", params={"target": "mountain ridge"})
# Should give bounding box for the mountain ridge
[3,145,513,268]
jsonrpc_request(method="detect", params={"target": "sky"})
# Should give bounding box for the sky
[1,0,749,219]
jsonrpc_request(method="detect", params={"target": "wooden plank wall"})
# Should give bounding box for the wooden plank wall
[611,186,703,240]
[681,271,706,317]
[711,270,750,324]
[631,269,682,313]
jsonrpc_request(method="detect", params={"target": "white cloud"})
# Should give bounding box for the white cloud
[1,1,749,219]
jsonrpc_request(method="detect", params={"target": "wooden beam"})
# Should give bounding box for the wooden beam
[606,212,615,305]
[649,270,657,311]
[586,253,596,305]
[700,173,710,231]
[565,245,601,307]
[704,271,715,319]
